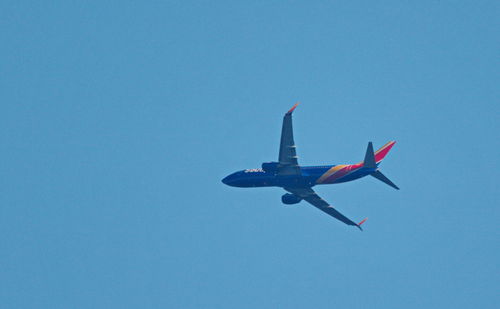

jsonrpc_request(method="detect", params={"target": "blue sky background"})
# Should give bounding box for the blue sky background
[1,1,498,308]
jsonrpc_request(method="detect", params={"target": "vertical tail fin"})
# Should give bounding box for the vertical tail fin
[363,141,399,190]
[374,141,396,164]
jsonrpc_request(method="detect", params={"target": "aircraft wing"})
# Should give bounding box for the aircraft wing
[285,187,366,230]
[277,103,301,175]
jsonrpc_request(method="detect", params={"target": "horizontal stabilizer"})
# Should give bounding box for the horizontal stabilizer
[363,142,376,169]
[371,170,399,190]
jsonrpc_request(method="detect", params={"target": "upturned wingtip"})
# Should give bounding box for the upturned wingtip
[287,102,300,114]
[357,218,368,231]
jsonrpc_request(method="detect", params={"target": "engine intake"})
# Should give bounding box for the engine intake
[281,193,302,205]
[261,162,279,174]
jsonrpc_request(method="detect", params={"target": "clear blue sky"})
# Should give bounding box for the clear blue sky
[1,1,498,308]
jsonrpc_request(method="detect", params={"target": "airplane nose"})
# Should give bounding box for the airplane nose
[222,175,231,185]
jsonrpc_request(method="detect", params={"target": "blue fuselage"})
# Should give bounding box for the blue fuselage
[222,164,377,188]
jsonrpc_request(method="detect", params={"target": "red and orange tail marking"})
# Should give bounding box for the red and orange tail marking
[374,141,396,164]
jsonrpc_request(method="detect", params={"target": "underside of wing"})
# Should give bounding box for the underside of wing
[285,187,366,230]
[277,103,301,175]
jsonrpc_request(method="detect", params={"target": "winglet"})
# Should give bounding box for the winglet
[286,102,300,114]
[357,218,368,231]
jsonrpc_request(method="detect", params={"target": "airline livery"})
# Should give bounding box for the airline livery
[222,103,399,230]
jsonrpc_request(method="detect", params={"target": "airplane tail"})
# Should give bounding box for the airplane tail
[363,141,399,190]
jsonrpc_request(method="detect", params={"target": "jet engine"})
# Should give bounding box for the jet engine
[261,162,279,174]
[281,193,302,205]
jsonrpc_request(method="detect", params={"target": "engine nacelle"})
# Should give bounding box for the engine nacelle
[281,193,302,205]
[261,162,279,174]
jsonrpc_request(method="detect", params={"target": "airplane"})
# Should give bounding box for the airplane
[221,103,399,230]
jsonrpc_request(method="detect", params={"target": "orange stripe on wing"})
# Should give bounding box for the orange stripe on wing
[316,165,346,183]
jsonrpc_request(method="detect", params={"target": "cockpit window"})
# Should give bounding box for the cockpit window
[244,168,264,173]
